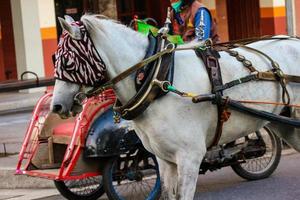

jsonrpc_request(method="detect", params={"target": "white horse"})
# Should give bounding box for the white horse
[52,15,300,199]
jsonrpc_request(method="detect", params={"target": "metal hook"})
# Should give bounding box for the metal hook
[164,43,176,52]
[152,79,171,92]
[21,71,40,86]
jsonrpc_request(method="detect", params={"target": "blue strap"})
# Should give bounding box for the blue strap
[174,12,184,25]
[194,7,212,41]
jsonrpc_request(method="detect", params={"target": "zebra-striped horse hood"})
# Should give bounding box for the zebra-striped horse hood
[54,17,107,86]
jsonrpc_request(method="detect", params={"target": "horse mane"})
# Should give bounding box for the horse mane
[83,14,120,23]
[80,14,143,40]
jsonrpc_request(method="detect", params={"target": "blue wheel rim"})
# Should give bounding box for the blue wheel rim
[109,153,161,200]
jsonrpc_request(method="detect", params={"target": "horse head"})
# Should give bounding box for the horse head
[51,15,149,119]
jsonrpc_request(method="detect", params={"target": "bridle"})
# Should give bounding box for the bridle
[85,40,210,98]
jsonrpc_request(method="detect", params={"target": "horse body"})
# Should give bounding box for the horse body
[52,15,300,199]
[118,38,300,151]
[129,40,300,199]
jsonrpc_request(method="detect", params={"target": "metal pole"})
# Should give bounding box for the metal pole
[286,0,296,35]
[3,143,7,157]
[0,78,55,93]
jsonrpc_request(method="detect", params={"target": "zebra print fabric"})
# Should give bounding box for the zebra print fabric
[54,21,107,86]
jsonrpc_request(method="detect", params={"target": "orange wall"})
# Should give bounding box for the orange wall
[215,0,229,42]
[0,0,17,81]
[40,27,57,77]
[296,0,300,35]
[260,6,287,35]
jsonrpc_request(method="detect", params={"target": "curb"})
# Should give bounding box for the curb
[0,170,55,189]
[0,189,59,200]
[0,155,55,189]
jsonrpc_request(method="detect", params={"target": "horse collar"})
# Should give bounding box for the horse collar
[54,21,108,86]
[113,35,175,120]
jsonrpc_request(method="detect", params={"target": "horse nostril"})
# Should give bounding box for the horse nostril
[53,104,63,113]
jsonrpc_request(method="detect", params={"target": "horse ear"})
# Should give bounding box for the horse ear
[64,15,75,24]
[58,17,82,40]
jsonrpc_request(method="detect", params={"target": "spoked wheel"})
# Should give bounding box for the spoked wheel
[54,176,105,200]
[103,147,161,200]
[231,127,282,180]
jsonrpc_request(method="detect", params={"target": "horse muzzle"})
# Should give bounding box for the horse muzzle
[51,103,71,119]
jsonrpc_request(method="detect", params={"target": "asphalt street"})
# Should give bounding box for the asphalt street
[25,152,299,200]
[1,112,300,200]
[0,112,32,142]
[0,111,32,154]
[194,152,300,200]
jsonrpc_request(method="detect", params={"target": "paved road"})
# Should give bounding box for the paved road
[14,152,297,200]
[0,112,32,142]
[1,112,299,200]
[0,111,32,154]
[194,152,300,200]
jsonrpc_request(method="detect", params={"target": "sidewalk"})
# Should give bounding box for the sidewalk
[0,155,55,189]
[0,91,46,157]
[0,91,45,115]
[0,189,59,200]
[0,91,55,190]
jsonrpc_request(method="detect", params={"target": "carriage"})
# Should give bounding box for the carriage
[16,88,282,200]
[15,89,161,200]
[17,13,300,199]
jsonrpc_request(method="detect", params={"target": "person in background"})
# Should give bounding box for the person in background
[170,0,219,43]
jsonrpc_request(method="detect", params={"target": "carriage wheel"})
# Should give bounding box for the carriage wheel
[54,176,105,200]
[102,147,161,200]
[231,127,282,180]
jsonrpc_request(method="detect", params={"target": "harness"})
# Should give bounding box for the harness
[57,19,300,150]
[86,35,300,149]
[192,37,300,149]
[103,36,300,148]
[195,45,228,149]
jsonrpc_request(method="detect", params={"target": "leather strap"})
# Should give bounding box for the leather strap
[87,41,206,97]
[195,48,230,150]
[230,43,291,104]
[109,42,206,86]
[112,49,173,86]
[258,71,300,83]
[85,48,174,97]
[214,74,258,92]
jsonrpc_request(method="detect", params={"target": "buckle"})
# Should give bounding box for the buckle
[152,79,171,92]
[74,92,87,105]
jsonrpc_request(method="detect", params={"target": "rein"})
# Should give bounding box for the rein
[86,41,208,97]
[87,36,299,97]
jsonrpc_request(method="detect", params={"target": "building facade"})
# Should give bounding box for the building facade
[0,0,299,82]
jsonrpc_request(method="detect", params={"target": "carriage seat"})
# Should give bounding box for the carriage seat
[52,122,75,144]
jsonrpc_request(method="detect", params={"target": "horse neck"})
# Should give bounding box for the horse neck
[89,20,149,103]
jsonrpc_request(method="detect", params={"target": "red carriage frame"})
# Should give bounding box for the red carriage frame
[16,89,115,180]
